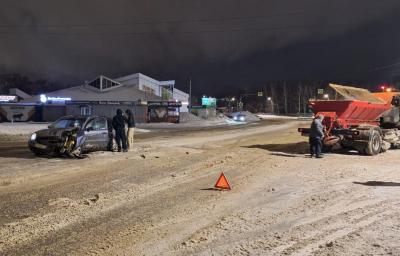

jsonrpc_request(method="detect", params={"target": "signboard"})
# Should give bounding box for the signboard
[48,97,72,101]
[66,101,137,105]
[148,101,182,107]
[257,92,263,97]
[0,95,17,102]
[0,105,35,121]
[317,89,324,95]
[40,94,71,103]
[201,97,216,107]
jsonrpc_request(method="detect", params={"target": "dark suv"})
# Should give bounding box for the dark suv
[28,115,116,156]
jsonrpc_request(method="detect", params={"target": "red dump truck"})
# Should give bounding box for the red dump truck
[299,83,400,155]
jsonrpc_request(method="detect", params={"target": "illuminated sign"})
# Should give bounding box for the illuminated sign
[48,97,72,101]
[202,97,216,107]
[0,95,17,102]
[40,94,71,103]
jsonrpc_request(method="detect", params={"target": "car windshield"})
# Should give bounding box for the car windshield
[51,118,85,129]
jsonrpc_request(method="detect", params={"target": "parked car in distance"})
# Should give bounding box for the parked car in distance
[28,115,116,156]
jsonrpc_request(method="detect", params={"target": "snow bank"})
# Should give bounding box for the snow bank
[179,112,203,123]
[138,116,231,130]
[238,111,261,122]
[256,114,310,120]
[0,122,50,135]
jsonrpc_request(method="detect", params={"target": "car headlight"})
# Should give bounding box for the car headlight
[233,116,238,120]
[239,116,245,121]
[30,133,37,141]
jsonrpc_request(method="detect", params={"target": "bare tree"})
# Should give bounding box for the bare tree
[270,82,276,114]
[297,82,302,114]
[283,81,288,114]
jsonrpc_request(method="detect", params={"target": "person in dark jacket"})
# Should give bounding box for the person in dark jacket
[309,114,325,158]
[112,109,127,152]
[125,109,135,149]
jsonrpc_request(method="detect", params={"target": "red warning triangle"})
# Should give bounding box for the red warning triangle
[214,172,231,190]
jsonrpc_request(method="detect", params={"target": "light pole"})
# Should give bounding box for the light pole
[267,97,274,113]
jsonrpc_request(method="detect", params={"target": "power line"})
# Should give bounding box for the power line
[0,22,363,37]
[367,61,400,72]
[0,11,307,29]
[333,60,400,79]
[0,8,382,30]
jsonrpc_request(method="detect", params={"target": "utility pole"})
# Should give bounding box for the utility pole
[189,77,192,112]
[264,86,268,113]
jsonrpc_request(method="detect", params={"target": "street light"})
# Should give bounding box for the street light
[266,97,275,113]
[231,97,235,101]
[323,94,329,99]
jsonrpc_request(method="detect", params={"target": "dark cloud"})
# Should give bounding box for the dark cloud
[0,0,400,93]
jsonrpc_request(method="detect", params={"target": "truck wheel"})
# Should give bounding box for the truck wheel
[365,130,381,156]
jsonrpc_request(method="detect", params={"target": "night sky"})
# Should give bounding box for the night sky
[1,0,400,94]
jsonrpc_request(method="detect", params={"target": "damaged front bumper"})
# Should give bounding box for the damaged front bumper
[28,128,85,157]
[28,136,62,155]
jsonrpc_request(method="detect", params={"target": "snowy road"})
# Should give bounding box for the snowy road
[1,120,400,255]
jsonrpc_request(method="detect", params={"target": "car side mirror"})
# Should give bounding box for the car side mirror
[86,127,94,132]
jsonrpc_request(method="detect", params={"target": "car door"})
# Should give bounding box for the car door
[84,117,109,150]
